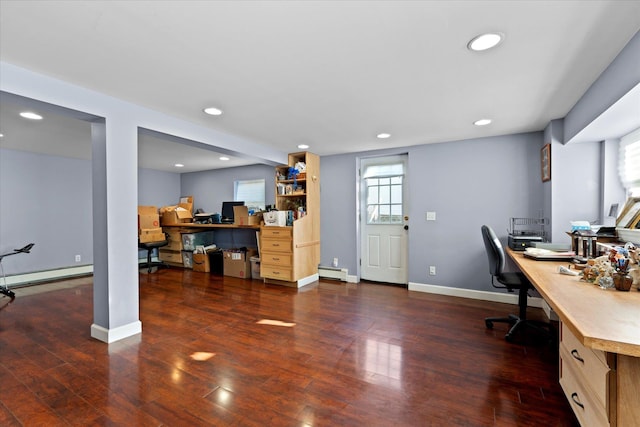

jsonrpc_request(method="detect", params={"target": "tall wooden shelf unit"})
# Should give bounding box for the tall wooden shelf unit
[260,152,320,287]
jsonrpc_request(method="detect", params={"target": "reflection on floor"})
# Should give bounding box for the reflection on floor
[0,270,578,426]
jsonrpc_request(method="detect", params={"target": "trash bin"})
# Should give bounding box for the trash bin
[209,250,224,276]
[250,256,261,279]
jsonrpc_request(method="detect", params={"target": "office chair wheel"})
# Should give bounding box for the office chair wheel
[485,319,494,329]
[505,333,514,343]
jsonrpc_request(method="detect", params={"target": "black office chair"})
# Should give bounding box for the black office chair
[138,235,169,273]
[481,225,550,342]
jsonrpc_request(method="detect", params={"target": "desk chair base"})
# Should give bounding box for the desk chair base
[138,240,169,274]
[485,314,553,343]
[139,261,166,274]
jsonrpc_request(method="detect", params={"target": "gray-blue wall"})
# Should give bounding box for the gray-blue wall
[0,132,622,294]
[0,148,93,273]
[138,168,181,208]
[0,148,181,275]
[320,132,546,291]
[181,164,276,213]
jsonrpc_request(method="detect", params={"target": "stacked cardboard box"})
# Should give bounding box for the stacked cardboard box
[158,230,185,266]
[138,206,165,243]
[160,195,194,226]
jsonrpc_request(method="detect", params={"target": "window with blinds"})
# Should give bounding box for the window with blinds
[234,179,265,210]
[619,127,640,197]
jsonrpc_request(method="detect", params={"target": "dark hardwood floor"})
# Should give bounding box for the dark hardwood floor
[0,269,578,426]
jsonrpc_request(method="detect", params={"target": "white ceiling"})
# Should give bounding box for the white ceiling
[1,1,639,172]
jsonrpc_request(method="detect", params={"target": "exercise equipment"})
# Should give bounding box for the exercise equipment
[0,243,35,302]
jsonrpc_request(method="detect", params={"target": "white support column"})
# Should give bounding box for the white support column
[90,118,141,343]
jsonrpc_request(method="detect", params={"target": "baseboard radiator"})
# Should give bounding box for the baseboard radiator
[318,266,348,281]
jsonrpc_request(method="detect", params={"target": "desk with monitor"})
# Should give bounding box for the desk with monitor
[507,248,640,426]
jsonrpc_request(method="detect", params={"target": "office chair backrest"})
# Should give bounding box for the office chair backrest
[481,225,505,277]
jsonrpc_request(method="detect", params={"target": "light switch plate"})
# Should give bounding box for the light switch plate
[426,211,436,221]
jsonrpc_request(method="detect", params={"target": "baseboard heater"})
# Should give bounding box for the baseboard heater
[318,265,348,281]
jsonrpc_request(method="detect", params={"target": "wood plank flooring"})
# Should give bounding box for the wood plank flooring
[0,269,579,426]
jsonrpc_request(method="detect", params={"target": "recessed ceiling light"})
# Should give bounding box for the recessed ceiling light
[297,144,309,149]
[203,107,223,116]
[474,119,492,126]
[467,33,503,51]
[0,133,4,137]
[20,111,43,120]
[219,156,230,161]
[377,133,391,139]
[174,163,184,168]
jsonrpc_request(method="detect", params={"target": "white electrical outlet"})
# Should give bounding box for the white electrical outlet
[429,266,436,275]
[332,257,338,268]
[75,255,81,263]
[426,211,436,221]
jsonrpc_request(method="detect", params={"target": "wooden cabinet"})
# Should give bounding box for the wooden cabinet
[560,322,612,427]
[560,321,640,427]
[260,152,320,287]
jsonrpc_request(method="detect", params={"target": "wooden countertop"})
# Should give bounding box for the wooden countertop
[507,248,640,357]
[162,223,260,230]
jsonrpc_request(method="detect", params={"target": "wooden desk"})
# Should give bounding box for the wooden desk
[507,248,640,426]
[162,223,260,231]
[161,223,260,267]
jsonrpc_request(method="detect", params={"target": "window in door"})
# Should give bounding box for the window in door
[366,176,403,224]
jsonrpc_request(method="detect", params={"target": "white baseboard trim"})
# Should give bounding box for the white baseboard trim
[346,274,358,283]
[298,273,320,288]
[4,258,159,288]
[408,282,543,309]
[3,265,94,287]
[318,266,348,281]
[91,321,142,343]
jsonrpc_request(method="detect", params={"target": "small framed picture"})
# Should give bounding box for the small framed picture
[541,144,551,182]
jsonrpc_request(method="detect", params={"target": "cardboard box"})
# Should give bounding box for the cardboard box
[160,206,193,225]
[139,227,166,243]
[179,195,194,215]
[233,205,248,225]
[159,249,183,265]
[192,252,210,272]
[222,248,257,279]
[182,231,215,251]
[233,206,263,226]
[138,206,160,229]
[164,231,183,251]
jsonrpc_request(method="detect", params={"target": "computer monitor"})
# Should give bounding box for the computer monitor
[221,201,244,223]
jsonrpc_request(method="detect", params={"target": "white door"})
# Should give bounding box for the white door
[360,155,408,284]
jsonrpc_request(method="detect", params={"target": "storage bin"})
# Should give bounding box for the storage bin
[250,256,261,279]
[182,231,215,251]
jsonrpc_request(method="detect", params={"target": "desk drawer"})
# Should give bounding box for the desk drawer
[560,350,609,427]
[261,239,292,253]
[261,265,293,281]
[560,323,610,409]
[261,252,293,267]
[261,227,292,239]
